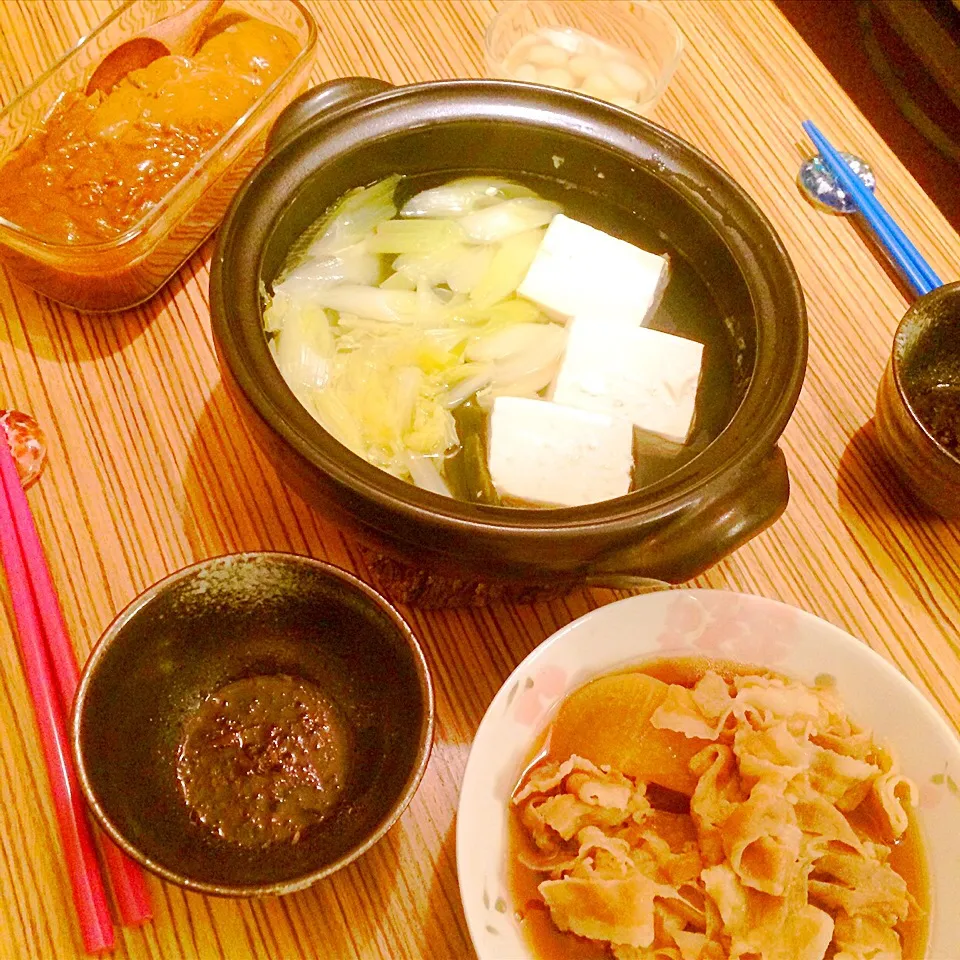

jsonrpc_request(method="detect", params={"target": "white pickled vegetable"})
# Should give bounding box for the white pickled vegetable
[538,66,574,88]
[514,63,538,83]
[459,197,560,243]
[607,60,650,98]
[580,72,619,100]
[526,41,568,67]
[538,27,582,54]
[568,54,601,80]
[400,177,536,219]
[501,24,657,112]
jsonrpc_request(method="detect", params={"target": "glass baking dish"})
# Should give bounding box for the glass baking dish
[0,0,317,313]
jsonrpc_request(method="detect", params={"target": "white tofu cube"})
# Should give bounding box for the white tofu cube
[487,396,633,507]
[518,214,668,325]
[551,318,703,444]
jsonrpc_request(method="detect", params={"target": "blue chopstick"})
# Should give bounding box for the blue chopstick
[802,120,942,298]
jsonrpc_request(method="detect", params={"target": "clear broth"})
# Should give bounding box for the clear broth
[274,174,741,504]
[394,175,739,496]
[507,657,929,960]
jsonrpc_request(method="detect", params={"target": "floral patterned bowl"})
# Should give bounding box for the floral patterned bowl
[455,589,960,959]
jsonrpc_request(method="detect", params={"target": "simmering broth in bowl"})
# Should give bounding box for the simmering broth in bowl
[263,172,741,508]
[215,81,807,587]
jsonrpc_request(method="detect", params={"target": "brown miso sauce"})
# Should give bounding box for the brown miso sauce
[0,16,298,245]
[176,673,351,848]
[508,656,930,960]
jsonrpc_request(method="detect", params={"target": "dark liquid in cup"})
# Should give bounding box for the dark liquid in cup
[911,383,960,456]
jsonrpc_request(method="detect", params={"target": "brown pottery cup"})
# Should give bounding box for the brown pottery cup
[875,281,960,517]
[72,552,434,896]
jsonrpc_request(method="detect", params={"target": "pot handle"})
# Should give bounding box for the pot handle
[266,77,396,154]
[587,446,790,588]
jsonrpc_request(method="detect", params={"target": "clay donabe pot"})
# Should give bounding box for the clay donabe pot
[210,78,807,604]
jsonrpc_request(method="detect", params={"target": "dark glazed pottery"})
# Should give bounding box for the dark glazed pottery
[209,78,808,598]
[875,281,960,517]
[72,552,434,896]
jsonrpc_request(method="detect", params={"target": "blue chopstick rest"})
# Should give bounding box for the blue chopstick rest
[799,151,875,214]
[801,120,942,298]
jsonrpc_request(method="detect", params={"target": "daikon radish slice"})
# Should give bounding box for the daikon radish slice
[548,672,708,796]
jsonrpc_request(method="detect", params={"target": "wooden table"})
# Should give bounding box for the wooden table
[0,1,957,958]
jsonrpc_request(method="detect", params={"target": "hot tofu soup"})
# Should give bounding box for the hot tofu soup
[264,176,737,507]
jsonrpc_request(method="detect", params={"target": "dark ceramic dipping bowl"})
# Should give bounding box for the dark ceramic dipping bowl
[210,78,807,600]
[876,282,960,517]
[72,553,434,896]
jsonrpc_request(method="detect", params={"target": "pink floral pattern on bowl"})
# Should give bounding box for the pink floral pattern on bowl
[918,779,943,811]
[512,664,568,727]
[457,590,960,960]
[655,592,796,663]
[919,768,960,810]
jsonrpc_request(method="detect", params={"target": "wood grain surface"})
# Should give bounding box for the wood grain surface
[0,1,958,958]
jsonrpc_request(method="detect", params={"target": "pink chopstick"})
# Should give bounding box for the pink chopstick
[100,841,153,927]
[0,438,153,927]
[0,452,114,953]
[0,435,152,946]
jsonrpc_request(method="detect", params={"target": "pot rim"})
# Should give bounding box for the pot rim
[211,78,807,536]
